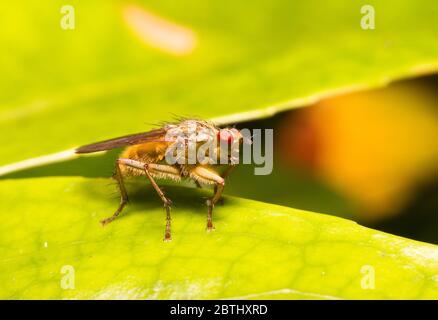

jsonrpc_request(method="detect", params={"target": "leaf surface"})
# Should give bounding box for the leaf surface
[1,177,437,299]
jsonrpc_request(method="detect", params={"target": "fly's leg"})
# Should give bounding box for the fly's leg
[143,165,174,242]
[207,182,225,231]
[214,165,235,205]
[190,166,225,231]
[195,180,202,188]
[113,158,177,241]
[101,160,129,226]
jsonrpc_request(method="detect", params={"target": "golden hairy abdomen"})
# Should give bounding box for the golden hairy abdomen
[120,141,171,176]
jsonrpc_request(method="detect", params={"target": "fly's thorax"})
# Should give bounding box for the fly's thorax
[163,121,243,166]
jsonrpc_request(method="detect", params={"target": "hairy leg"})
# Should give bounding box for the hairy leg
[214,165,236,205]
[190,166,225,231]
[195,180,202,188]
[143,164,174,241]
[106,158,178,241]
[101,160,129,226]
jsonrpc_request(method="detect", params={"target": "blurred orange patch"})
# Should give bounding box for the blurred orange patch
[279,81,438,221]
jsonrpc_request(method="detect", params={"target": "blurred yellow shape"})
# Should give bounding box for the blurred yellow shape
[282,81,438,221]
[122,4,197,56]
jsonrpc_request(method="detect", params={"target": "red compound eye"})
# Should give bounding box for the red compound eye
[217,130,233,144]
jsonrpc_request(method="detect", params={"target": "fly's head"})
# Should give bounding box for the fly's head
[217,128,243,145]
[217,127,243,165]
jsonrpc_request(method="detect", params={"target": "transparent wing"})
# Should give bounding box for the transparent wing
[75,128,169,154]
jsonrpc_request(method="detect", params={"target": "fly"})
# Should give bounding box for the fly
[75,119,244,241]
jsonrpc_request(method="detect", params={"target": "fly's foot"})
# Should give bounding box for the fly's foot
[164,231,172,242]
[101,216,115,226]
[100,200,127,227]
[206,221,216,232]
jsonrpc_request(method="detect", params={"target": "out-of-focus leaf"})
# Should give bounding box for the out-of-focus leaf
[1,0,438,164]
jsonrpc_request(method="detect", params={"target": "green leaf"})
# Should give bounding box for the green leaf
[1,0,438,164]
[2,0,438,300]
[1,177,437,299]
